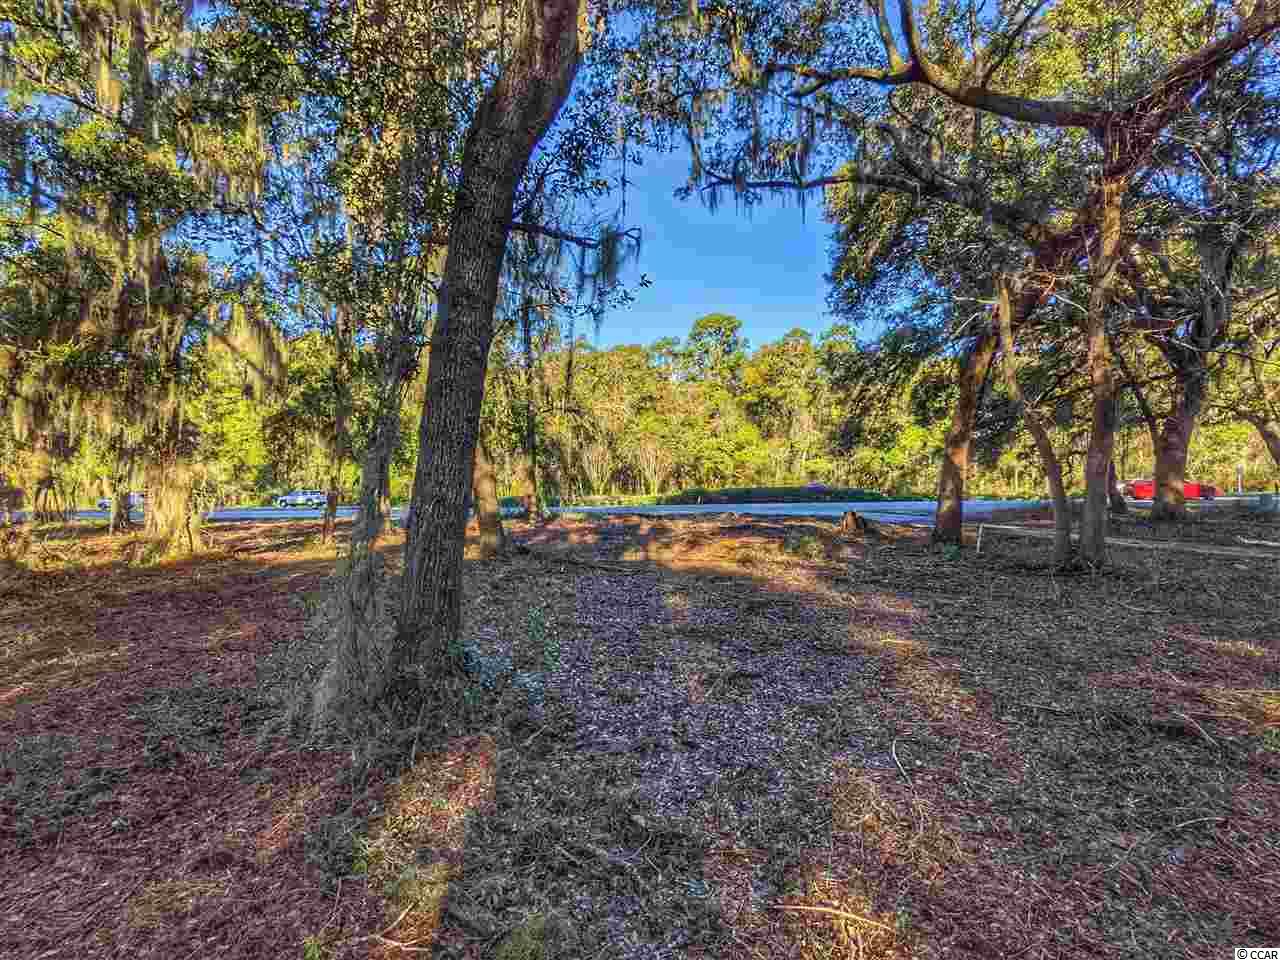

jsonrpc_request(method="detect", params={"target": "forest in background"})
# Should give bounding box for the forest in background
[7,306,1274,513]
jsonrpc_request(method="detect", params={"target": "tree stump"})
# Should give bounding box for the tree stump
[840,511,868,534]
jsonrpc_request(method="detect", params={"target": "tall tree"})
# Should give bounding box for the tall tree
[630,0,1280,563]
[0,0,280,551]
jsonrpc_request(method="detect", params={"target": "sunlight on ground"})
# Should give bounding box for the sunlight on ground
[1207,687,1280,726]
[1196,637,1268,659]
[128,878,232,931]
[256,783,324,863]
[764,760,955,959]
[4,516,1278,958]
[352,734,498,957]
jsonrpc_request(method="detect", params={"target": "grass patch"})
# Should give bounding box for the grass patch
[493,912,577,959]
[783,532,827,560]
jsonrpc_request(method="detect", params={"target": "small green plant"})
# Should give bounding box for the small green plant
[301,936,328,960]
[784,533,825,560]
[494,912,575,960]
[941,543,962,561]
[527,604,560,672]
[350,834,378,875]
[1262,728,1280,753]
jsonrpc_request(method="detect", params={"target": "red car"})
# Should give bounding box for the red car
[1121,478,1219,500]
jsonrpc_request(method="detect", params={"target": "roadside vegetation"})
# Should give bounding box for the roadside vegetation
[11,318,1275,519]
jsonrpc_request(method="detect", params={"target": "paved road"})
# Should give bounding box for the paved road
[549,498,1052,525]
[553,494,1270,525]
[18,504,521,524]
[13,494,1273,527]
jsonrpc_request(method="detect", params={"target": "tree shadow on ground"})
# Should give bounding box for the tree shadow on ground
[383,515,1279,959]
[0,520,394,959]
[5,514,1277,959]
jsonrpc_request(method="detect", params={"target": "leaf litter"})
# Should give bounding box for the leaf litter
[1,511,1277,959]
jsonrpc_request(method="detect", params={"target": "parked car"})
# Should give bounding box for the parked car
[1121,478,1219,500]
[97,492,146,511]
[276,489,328,508]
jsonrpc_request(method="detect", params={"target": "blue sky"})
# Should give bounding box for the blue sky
[594,149,837,351]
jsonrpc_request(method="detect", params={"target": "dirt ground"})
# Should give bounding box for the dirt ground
[1,511,1277,959]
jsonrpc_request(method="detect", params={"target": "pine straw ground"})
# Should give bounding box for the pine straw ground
[1,510,1278,959]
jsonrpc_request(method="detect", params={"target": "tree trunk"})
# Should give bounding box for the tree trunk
[995,276,1073,565]
[311,395,407,729]
[0,481,20,526]
[1151,234,1226,522]
[1148,348,1210,523]
[1108,461,1128,516]
[61,481,78,523]
[144,460,201,554]
[1149,406,1197,522]
[933,330,997,543]
[1245,416,1280,470]
[322,475,339,544]
[394,16,586,706]
[1079,174,1125,567]
[379,470,394,532]
[520,295,544,521]
[472,432,507,559]
[109,487,133,535]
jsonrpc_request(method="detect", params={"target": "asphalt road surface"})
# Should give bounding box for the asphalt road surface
[20,494,1272,528]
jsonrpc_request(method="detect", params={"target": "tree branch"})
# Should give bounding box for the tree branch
[897,0,1102,127]
[768,61,919,98]
[508,221,640,250]
[979,0,1053,88]
[1109,330,1162,440]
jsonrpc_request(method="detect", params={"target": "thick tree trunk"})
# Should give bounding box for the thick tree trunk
[472,432,507,559]
[395,243,507,687]
[932,330,997,543]
[379,470,394,532]
[525,458,543,521]
[995,276,1073,565]
[1149,348,1211,523]
[1149,407,1197,522]
[144,460,202,554]
[1151,235,1226,521]
[1079,175,1125,567]
[60,481,78,523]
[109,487,133,535]
[394,17,585,706]
[0,477,22,526]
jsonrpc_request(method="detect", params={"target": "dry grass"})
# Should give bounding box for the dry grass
[2,511,1277,959]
